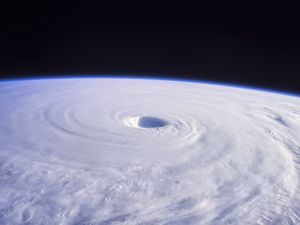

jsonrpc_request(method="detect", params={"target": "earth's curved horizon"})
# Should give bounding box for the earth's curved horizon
[1,77,300,224]
[2,76,299,98]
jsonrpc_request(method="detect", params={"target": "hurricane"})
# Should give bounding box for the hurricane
[1,78,300,224]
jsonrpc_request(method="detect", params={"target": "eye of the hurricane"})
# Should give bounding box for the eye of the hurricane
[138,116,168,128]
[123,116,169,129]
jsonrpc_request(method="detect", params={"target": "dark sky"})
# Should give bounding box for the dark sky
[1,3,300,94]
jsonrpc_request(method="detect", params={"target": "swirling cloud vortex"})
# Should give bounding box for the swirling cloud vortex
[1,78,300,224]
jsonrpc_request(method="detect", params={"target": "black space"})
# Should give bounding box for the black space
[1,3,300,94]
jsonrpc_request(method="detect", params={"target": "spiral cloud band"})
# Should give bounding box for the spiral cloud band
[1,78,300,224]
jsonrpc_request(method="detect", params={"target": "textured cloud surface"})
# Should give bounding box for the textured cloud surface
[1,78,300,224]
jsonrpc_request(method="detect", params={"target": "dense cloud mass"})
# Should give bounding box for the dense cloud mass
[0,78,300,224]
